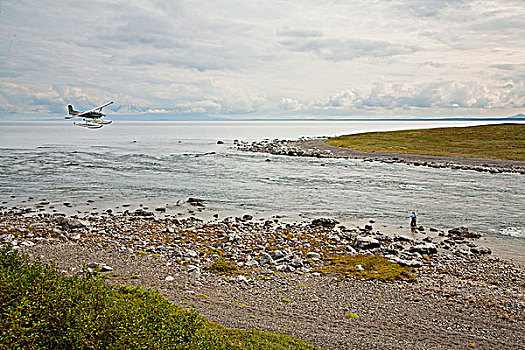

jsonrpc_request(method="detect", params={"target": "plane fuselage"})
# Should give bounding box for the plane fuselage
[79,111,105,119]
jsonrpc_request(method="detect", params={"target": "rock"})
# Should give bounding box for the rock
[306,252,321,260]
[353,236,380,250]
[448,226,469,236]
[237,275,248,283]
[245,260,259,267]
[259,252,275,266]
[290,256,304,268]
[100,264,113,272]
[398,259,423,268]
[133,209,154,217]
[409,243,438,255]
[269,250,285,260]
[364,224,373,231]
[185,249,198,258]
[354,264,364,270]
[345,245,358,255]
[311,218,340,228]
[449,226,481,239]
[187,198,205,207]
[55,216,84,231]
[470,246,492,255]
[217,140,224,144]
[396,235,414,243]
[155,207,166,212]
[67,234,81,241]
[275,264,288,271]
[165,275,175,282]
[187,265,200,273]
[176,200,185,206]
[54,233,68,241]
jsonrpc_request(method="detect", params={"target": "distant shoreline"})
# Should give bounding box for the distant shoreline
[1,117,525,122]
[237,124,525,174]
[304,139,525,174]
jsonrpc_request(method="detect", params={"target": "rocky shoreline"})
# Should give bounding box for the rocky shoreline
[235,138,525,174]
[2,205,524,349]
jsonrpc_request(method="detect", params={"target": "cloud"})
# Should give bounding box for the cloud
[278,36,418,61]
[302,81,525,111]
[490,64,518,71]
[279,98,304,111]
[277,28,324,38]
[1,0,524,118]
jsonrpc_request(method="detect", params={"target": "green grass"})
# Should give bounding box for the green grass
[318,254,416,282]
[205,259,241,275]
[327,124,525,161]
[0,247,319,350]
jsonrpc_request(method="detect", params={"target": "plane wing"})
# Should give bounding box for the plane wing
[77,101,114,116]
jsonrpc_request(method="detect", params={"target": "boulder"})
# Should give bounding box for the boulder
[259,252,275,266]
[245,260,259,267]
[54,216,84,231]
[470,246,492,255]
[353,236,380,250]
[306,252,321,260]
[100,264,113,272]
[449,226,481,239]
[269,250,285,260]
[188,198,205,207]
[133,209,154,217]
[311,218,340,228]
[345,246,357,255]
[448,226,468,235]
[290,256,304,268]
[185,249,199,258]
[409,243,438,255]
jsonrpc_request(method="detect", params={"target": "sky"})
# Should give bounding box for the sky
[1,0,524,119]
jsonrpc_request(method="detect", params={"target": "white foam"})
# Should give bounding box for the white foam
[499,227,524,238]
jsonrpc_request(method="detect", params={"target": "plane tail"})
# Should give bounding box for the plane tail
[66,105,78,119]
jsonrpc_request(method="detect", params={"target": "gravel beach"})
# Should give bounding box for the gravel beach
[2,207,524,350]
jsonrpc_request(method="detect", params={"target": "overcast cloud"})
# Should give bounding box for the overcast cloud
[1,0,524,118]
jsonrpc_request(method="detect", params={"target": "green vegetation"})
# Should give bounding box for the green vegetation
[344,313,359,319]
[205,259,241,275]
[319,254,416,282]
[281,298,292,303]
[327,124,525,161]
[0,248,318,350]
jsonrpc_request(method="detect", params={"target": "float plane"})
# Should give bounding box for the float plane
[66,101,113,129]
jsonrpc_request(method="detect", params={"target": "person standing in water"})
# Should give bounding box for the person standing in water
[408,211,418,229]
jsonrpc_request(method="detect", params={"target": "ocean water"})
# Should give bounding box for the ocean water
[1,120,524,263]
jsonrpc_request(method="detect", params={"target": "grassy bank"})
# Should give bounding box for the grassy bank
[0,248,318,350]
[327,124,525,161]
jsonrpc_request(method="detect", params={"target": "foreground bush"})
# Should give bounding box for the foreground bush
[0,247,317,350]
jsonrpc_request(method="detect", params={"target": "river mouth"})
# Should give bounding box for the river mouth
[1,121,523,265]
